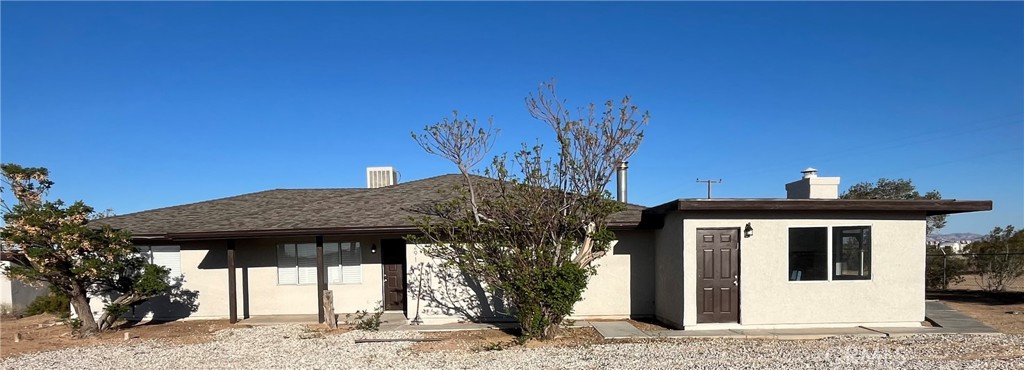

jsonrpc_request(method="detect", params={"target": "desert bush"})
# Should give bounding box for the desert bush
[967,225,1024,292]
[347,302,384,331]
[0,303,18,317]
[925,245,967,290]
[24,287,71,316]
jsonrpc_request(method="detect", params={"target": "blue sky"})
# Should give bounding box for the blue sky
[2,2,1021,234]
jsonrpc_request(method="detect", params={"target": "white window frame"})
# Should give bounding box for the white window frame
[277,242,362,285]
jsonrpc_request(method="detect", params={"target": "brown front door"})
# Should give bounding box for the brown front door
[380,239,407,311]
[696,228,740,323]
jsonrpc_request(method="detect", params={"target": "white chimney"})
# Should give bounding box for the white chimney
[616,161,628,203]
[785,167,840,199]
[366,167,398,188]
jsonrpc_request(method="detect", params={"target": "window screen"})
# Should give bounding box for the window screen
[340,242,362,284]
[833,226,871,280]
[137,245,182,278]
[277,242,361,285]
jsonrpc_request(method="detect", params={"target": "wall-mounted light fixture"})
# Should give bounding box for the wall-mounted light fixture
[371,244,377,254]
[744,223,754,238]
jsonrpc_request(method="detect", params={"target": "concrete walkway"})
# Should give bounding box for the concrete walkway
[591,321,649,339]
[241,315,318,326]
[588,301,1001,340]
[925,301,1000,335]
[240,301,1000,340]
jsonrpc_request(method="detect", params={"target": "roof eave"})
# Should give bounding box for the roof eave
[671,199,993,216]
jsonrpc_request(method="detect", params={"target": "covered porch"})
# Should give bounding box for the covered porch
[200,233,410,324]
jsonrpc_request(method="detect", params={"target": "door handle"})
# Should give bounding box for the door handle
[733,275,738,286]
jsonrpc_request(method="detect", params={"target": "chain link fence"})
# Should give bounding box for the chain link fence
[926,252,1024,292]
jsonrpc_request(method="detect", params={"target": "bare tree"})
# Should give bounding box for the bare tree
[410,80,648,339]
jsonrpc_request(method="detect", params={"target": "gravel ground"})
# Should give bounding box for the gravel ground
[3,325,1023,369]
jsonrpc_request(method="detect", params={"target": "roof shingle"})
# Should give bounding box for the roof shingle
[93,174,645,238]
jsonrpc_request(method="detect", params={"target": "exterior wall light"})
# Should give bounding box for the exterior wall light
[371,244,377,254]
[744,223,754,238]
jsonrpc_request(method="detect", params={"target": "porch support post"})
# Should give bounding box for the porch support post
[227,239,237,324]
[316,235,325,323]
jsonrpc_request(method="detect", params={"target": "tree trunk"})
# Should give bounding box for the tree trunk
[541,321,560,340]
[68,285,99,336]
[97,293,141,331]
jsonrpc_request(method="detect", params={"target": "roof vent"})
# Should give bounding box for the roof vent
[367,167,399,188]
[616,161,628,203]
[786,167,840,199]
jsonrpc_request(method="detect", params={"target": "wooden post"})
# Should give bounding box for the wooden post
[227,239,237,324]
[322,290,337,329]
[316,236,325,323]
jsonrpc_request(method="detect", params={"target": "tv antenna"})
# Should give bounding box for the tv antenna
[696,178,722,199]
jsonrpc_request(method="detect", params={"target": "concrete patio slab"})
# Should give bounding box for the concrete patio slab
[591,321,649,339]
[863,326,944,337]
[769,327,885,340]
[643,327,885,340]
[925,301,1001,335]
[375,313,408,331]
[728,329,777,338]
[647,329,744,338]
[241,315,319,326]
[391,321,518,332]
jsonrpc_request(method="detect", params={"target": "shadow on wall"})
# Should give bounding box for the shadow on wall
[408,262,514,323]
[614,231,655,318]
[126,275,200,322]
[197,243,278,320]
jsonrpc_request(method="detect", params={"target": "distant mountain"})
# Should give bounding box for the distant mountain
[928,232,984,242]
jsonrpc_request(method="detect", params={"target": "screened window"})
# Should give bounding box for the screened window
[277,242,361,285]
[137,245,182,278]
[833,227,871,280]
[788,228,828,281]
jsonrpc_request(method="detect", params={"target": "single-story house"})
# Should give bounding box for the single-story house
[91,167,991,330]
[1,252,50,314]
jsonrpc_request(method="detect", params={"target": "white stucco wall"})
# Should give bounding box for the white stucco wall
[675,211,927,329]
[404,231,656,324]
[573,230,654,319]
[653,212,685,327]
[85,237,385,321]
[1,260,50,313]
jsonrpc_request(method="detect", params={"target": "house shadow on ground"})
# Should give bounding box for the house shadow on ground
[927,289,1024,306]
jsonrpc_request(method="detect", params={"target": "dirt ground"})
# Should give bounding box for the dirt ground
[948,275,1024,292]
[4,289,1021,358]
[413,326,605,352]
[928,290,1024,334]
[0,314,236,358]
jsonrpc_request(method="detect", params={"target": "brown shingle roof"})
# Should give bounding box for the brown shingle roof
[93,174,645,239]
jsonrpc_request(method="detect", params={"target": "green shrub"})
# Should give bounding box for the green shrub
[968,226,1024,292]
[1,303,17,318]
[347,302,384,331]
[925,246,967,290]
[24,288,71,316]
[508,262,590,340]
[60,315,83,336]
